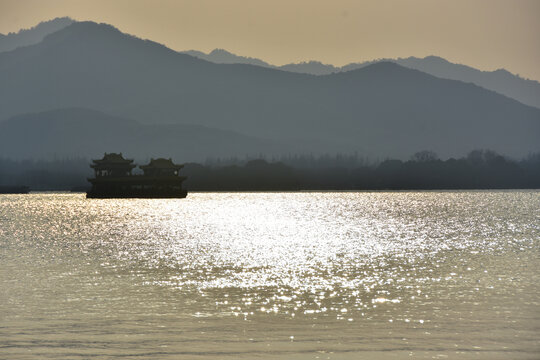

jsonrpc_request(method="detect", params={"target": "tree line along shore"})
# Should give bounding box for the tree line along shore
[0,150,539,191]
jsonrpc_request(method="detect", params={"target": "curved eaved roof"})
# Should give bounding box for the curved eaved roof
[140,158,183,169]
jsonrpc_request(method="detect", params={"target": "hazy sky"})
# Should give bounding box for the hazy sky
[1,0,539,80]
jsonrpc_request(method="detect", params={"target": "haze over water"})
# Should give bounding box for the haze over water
[1,192,539,359]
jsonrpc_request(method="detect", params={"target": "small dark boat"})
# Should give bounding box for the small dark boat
[86,153,188,199]
[0,185,30,194]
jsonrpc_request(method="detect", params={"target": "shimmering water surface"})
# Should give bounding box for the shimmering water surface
[1,192,539,359]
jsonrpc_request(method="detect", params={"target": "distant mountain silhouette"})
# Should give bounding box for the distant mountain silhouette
[180,49,341,75]
[1,21,539,159]
[4,18,538,108]
[183,48,271,68]
[0,17,74,53]
[279,61,340,75]
[187,50,540,109]
[0,108,280,161]
[349,56,540,110]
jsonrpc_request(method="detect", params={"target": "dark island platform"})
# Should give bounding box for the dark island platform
[86,153,187,199]
[0,185,30,194]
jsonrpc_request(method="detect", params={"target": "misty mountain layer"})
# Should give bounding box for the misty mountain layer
[0,21,539,160]
[3,18,537,109]
[0,17,74,53]
[0,108,280,161]
[185,49,540,109]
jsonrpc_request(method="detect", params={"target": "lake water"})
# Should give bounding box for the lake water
[1,191,539,359]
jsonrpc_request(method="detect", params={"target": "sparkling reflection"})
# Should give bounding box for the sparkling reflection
[0,191,539,358]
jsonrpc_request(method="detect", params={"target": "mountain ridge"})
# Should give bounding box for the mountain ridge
[3,18,537,108]
[183,49,540,109]
[0,17,74,53]
[4,18,537,108]
[0,21,538,160]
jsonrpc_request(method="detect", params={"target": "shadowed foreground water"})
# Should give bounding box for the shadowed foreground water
[1,192,539,359]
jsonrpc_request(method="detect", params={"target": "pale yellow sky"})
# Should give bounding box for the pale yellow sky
[1,0,539,80]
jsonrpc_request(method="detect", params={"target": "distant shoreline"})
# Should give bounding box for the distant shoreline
[15,188,540,194]
[2,150,539,192]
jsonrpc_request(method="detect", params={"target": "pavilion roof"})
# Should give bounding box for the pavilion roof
[140,158,183,169]
[92,153,134,164]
